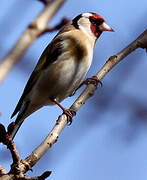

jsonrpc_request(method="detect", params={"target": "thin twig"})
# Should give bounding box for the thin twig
[39,17,70,36]
[18,30,147,173]
[0,0,66,83]
[15,171,51,180]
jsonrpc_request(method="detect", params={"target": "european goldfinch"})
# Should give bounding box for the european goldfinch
[11,12,114,139]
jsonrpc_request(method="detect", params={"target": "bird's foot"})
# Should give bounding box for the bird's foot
[77,76,102,90]
[62,108,76,125]
[82,76,102,87]
[51,98,76,125]
[69,76,102,97]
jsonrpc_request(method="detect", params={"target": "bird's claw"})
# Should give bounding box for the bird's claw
[69,76,102,97]
[62,109,76,125]
[82,76,102,88]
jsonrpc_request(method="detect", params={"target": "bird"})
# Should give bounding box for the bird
[10,12,114,139]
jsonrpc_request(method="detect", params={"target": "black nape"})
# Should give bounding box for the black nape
[72,14,82,29]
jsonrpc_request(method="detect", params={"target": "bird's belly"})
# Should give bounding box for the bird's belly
[31,57,92,106]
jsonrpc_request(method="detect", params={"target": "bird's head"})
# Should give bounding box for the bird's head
[72,12,114,39]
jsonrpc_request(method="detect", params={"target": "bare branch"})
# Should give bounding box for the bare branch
[16,30,146,173]
[0,123,51,179]
[21,114,66,173]
[0,124,20,174]
[0,0,66,83]
[0,171,51,180]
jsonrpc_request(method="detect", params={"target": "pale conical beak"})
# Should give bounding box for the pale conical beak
[99,22,114,32]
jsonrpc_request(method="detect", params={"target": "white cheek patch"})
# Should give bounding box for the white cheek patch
[78,17,96,41]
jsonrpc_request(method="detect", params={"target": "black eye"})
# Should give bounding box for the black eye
[90,18,103,26]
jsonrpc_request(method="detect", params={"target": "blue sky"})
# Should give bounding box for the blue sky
[0,0,147,179]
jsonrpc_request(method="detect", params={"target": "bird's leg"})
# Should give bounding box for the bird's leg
[69,76,102,97]
[51,98,76,125]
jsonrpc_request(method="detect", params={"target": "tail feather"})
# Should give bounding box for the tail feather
[11,118,25,140]
[11,101,29,140]
[11,96,25,119]
[11,101,42,140]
